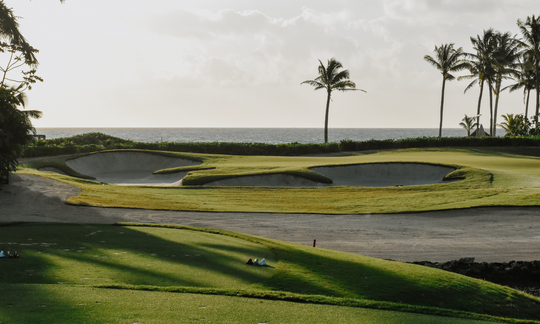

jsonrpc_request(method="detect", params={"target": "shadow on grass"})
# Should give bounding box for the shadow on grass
[0,223,274,288]
[260,242,540,321]
[0,223,278,321]
[2,223,539,321]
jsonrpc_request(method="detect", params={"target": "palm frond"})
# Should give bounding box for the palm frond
[21,109,42,119]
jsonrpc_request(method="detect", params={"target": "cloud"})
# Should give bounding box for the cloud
[143,8,365,88]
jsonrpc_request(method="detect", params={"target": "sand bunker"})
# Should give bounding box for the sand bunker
[204,174,320,187]
[204,163,457,187]
[42,152,457,188]
[60,152,200,186]
[311,163,456,187]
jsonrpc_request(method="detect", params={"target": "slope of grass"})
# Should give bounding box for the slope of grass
[1,284,504,324]
[18,147,540,214]
[0,223,274,288]
[1,223,539,321]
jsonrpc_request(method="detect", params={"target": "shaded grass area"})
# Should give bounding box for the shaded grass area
[1,223,539,321]
[0,284,501,324]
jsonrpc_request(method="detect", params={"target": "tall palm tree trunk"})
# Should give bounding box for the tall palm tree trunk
[476,79,485,135]
[324,91,331,143]
[439,77,446,138]
[525,88,531,118]
[536,68,539,127]
[493,81,501,136]
[488,81,494,136]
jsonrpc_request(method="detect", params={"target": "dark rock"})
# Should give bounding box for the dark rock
[407,259,540,297]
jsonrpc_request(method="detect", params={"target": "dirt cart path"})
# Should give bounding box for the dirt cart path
[1,173,539,262]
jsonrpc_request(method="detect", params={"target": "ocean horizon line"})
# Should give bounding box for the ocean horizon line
[34,127,505,144]
[36,126,497,129]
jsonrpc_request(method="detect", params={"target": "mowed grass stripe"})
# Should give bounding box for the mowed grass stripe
[1,223,539,321]
[0,284,502,324]
[0,223,274,288]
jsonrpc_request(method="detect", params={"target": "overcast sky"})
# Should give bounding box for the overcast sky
[8,0,540,129]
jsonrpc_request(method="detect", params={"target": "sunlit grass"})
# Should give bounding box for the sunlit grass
[0,224,274,289]
[1,223,539,321]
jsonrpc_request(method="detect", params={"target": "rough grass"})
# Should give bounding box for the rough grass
[18,147,540,214]
[1,223,539,322]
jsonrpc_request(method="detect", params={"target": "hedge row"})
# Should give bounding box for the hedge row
[21,132,540,158]
[339,136,540,151]
[23,133,340,157]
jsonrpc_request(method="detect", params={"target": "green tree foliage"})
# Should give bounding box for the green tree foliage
[459,114,478,136]
[301,58,365,143]
[499,113,530,136]
[0,88,40,183]
[0,1,46,184]
[424,43,467,138]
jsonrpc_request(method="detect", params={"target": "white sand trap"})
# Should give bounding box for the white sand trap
[204,163,457,187]
[311,163,457,187]
[64,152,200,186]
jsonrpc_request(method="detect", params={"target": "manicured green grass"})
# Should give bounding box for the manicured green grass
[1,223,539,322]
[0,223,274,288]
[19,147,540,214]
[0,284,501,324]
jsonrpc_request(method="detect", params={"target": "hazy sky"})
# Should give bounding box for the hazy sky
[8,0,540,129]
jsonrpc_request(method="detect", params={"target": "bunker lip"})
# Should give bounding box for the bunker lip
[204,162,458,187]
[62,151,200,186]
[311,162,457,187]
[42,152,458,187]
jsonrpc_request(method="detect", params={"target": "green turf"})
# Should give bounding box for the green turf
[0,284,500,324]
[0,224,274,288]
[19,147,540,214]
[1,223,539,322]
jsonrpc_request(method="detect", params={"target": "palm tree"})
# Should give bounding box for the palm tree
[460,29,496,135]
[459,114,478,136]
[503,58,536,119]
[491,32,525,136]
[424,43,468,138]
[301,58,365,143]
[518,15,540,127]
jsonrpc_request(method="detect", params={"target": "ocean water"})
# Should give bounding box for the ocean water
[35,128,505,145]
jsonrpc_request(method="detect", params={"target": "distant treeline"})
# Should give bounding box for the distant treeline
[21,132,540,158]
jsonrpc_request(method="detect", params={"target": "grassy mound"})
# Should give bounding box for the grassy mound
[1,284,502,324]
[1,223,539,322]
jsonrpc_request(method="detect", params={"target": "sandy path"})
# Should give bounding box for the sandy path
[1,173,539,262]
